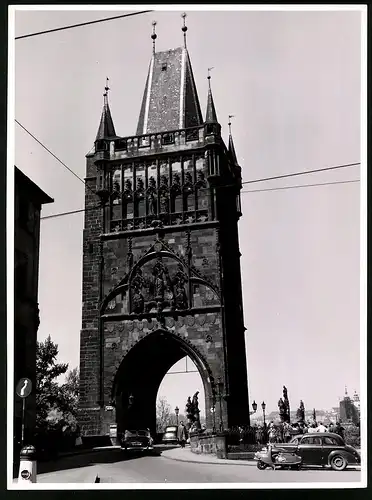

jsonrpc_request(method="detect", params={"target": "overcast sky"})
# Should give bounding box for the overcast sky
[13,7,363,416]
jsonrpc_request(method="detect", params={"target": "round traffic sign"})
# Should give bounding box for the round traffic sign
[16,378,32,398]
[20,470,31,480]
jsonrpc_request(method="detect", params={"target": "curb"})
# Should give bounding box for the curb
[161,451,256,467]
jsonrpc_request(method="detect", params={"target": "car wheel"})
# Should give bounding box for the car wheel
[330,455,348,471]
[257,460,267,470]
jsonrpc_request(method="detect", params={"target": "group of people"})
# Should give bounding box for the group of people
[260,420,345,444]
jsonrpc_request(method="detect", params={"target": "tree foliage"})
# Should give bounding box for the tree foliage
[36,335,79,429]
[156,397,172,432]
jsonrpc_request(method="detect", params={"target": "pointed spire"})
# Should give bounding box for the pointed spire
[181,12,188,48]
[151,21,157,55]
[96,78,116,140]
[205,67,218,123]
[136,46,202,135]
[228,115,239,165]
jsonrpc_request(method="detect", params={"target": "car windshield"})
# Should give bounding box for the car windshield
[166,426,177,432]
[125,430,138,436]
[137,431,148,437]
[289,438,299,444]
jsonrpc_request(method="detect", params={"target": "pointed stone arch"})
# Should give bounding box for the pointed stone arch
[110,328,216,434]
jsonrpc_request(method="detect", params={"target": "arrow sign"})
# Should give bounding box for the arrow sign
[16,378,32,399]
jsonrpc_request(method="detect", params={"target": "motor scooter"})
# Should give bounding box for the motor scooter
[254,444,302,470]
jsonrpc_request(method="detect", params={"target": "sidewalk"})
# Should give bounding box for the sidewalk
[161,446,256,467]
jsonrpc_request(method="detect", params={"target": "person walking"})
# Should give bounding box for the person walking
[283,422,292,443]
[268,423,277,444]
[328,421,336,434]
[177,421,187,448]
[334,421,345,439]
[316,422,328,433]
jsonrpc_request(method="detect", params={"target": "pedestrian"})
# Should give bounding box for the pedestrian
[308,422,317,433]
[283,422,292,443]
[328,421,336,433]
[177,421,187,448]
[316,421,328,433]
[268,423,277,444]
[334,421,345,439]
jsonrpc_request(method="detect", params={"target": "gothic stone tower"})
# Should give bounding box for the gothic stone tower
[79,32,250,437]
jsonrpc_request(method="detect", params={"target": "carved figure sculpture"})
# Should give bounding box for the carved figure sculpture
[131,269,145,314]
[185,396,194,429]
[192,391,201,430]
[172,264,188,310]
[147,177,157,215]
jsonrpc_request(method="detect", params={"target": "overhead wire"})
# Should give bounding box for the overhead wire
[241,178,360,194]
[15,119,96,195]
[15,10,154,40]
[242,163,360,185]
[40,178,360,221]
[16,119,360,220]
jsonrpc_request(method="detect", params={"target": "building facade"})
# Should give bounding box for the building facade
[339,388,360,425]
[14,167,53,449]
[79,26,250,437]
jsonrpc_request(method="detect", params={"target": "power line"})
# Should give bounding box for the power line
[241,178,360,194]
[40,178,359,221]
[16,117,360,199]
[41,206,97,220]
[15,10,153,40]
[15,119,96,195]
[242,162,360,185]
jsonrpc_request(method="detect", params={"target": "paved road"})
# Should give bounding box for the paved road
[34,449,361,484]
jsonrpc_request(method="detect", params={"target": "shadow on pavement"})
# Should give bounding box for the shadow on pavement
[36,447,167,475]
[36,444,180,475]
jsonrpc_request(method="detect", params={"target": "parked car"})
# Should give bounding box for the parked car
[162,426,178,445]
[120,429,153,453]
[264,432,360,471]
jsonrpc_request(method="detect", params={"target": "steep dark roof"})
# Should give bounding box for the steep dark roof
[96,98,116,140]
[228,134,239,166]
[205,79,218,123]
[136,46,203,135]
[15,166,54,205]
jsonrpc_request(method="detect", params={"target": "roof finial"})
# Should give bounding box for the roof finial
[228,114,235,135]
[103,77,110,105]
[151,20,157,55]
[181,12,188,48]
[345,385,348,396]
[207,67,214,87]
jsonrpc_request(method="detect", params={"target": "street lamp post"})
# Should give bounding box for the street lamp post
[261,401,266,427]
[250,400,258,416]
[175,406,179,426]
[217,379,224,432]
[210,403,216,434]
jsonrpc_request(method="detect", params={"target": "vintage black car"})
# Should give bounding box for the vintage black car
[120,429,153,452]
[273,432,360,471]
[162,426,179,445]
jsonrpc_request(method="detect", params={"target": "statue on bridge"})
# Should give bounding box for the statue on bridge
[185,392,201,432]
[296,400,305,423]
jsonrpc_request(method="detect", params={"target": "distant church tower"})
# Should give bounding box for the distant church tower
[79,16,250,438]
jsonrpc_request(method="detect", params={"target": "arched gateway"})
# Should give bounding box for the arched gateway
[79,22,251,439]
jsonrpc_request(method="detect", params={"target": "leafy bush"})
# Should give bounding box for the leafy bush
[343,424,360,448]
